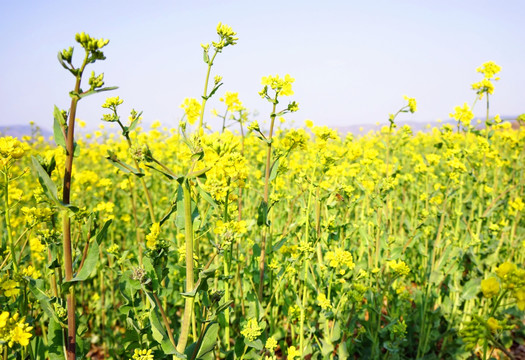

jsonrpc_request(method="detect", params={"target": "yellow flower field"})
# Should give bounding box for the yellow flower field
[0,24,524,360]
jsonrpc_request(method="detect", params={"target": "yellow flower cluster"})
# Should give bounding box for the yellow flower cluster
[476,61,501,79]
[0,275,20,297]
[0,137,26,166]
[403,95,417,113]
[145,222,161,250]
[260,74,295,97]
[180,97,202,125]
[131,348,154,360]
[317,293,332,310]
[0,311,33,350]
[214,22,238,49]
[449,103,474,127]
[241,318,263,342]
[325,248,355,275]
[213,219,247,248]
[287,345,301,359]
[220,91,243,112]
[387,260,411,277]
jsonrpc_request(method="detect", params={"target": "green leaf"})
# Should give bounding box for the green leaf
[28,279,60,323]
[31,156,60,205]
[269,159,279,182]
[47,318,65,360]
[196,182,217,209]
[176,185,185,229]
[53,105,66,149]
[106,151,145,177]
[78,86,119,99]
[214,300,234,316]
[159,202,177,227]
[145,164,178,180]
[181,267,217,298]
[244,339,263,351]
[192,322,219,360]
[146,293,181,356]
[257,200,269,227]
[461,278,481,301]
[272,236,287,252]
[127,111,143,134]
[69,220,112,283]
[202,49,209,64]
[207,83,223,100]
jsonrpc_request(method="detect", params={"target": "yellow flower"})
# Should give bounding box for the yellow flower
[403,95,417,113]
[220,91,243,112]
[387,260,411,276]
[241,318,263,342]
[449,103,474,127]
[481,277,500,298]
[1,277,20,297]
[0,136,26,161]
[476,61,501,79]
[265,336,278,351]
[471,78,495,98]
[101,96,123,108]
[180,98,202,125]
[21,266,41,279]
[317,293,332,310]
[305,119,313,128]
[131,348,154,360]
[146,222,161,250]
[486,317,502,332]
[287,345,301,359]
[261,74,295,97]
[9,322,33,346]
[325,248,355,272]
[495,262,516,279]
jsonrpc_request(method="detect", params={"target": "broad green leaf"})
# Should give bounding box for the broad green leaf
[461,278,481,301]
[47,318,65,360]
[27,279,60,323]
[146,292,181,356]
[244,339,263,351]
[31,156,60,205]
[192,322,219,359]
[69,220,112,282]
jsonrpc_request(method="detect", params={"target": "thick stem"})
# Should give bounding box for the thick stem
[62,72,81,359]
[176,182,195,353]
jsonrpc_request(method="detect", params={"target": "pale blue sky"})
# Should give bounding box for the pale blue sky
[1,0,524,131]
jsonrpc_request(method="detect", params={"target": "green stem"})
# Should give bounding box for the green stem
[61,51,88,359]
[299,187,314,357]
[198,50,219,130]
[176,181,195,353]
[258,97,278,300]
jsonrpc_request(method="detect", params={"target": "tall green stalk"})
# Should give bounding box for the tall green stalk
[258,99,277,300]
